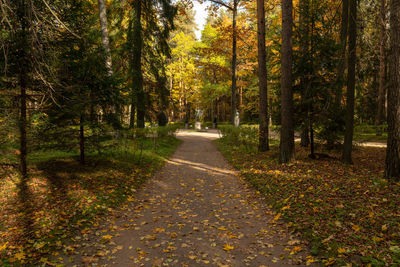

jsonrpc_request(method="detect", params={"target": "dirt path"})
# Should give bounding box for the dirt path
[61,130,315,266]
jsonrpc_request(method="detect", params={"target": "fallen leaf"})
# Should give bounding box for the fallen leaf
[223,244,234,251]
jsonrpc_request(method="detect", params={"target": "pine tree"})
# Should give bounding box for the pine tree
[257,0,269,152]
[342,0,357,164]
[280,0,295,163]
[129,0,176,128]
[385,0,400,180]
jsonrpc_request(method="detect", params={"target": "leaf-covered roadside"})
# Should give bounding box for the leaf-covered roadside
[0,136,181,266]
[216,139,400,266]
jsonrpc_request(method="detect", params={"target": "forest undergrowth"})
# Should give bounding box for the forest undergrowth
[0,135,181,265]
[217,132,400,266]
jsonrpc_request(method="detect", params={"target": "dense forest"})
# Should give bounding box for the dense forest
[1,0,400,265]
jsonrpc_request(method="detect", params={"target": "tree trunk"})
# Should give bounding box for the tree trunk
[129,103,136,128]
[299,0,310,147]
[342,0,357,164]
[385,0,400,180]
[257,0,269,152]
[132,0,145,128]
[280,0,295,163]
[377,0,387,125]
[97,0,113,76]
[335,0,349,108]
[300,128,309,147]
[16,0,29,180]
[79,114,85,165]
[231,2,238,125]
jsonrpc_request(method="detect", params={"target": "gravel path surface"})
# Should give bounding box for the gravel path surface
[63,130,315,266]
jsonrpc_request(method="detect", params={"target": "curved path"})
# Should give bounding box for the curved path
[63,130,315,266]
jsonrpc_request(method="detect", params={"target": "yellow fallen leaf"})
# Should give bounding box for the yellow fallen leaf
[372,236,383,242]
[223,244,234,251]
[337,247,346,254]
[102,235,113,239]
[97,250,105,256]
[274,213,281,221]
[153,228,165,233]
[35,242,45,249]
[14,252,25,261]
[290,246,302,255]
[306,257,315,263]
[352,224,360,232]
[0,242,8,251]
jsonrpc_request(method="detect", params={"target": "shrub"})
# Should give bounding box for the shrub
[219,125,258,152]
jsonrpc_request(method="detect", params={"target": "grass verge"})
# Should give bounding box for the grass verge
[0,136,181,266]
[216,138,400,266]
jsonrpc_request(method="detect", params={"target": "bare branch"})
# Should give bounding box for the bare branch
[41,0,82,39]
[207,0,233,11]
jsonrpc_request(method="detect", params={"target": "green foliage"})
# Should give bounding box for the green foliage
[0,133,181,265]
[314,109,346,146]
[157,112,168,126]
[216,140,399,265]
[219,125,275,152]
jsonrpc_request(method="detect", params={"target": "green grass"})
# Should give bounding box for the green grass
[353,124,387,143]
[216,135,400,266]
[0,135,181,266]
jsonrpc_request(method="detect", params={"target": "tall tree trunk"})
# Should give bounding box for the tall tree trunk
[335,0,349,108]
[129,103,135,128]
[98,0,121,129]
[97,0,113,76]
[231,1,238,125]
[377,0,387,125]
[257,0,269,152]
[342,0,357,164]
[385,0,400,180]
[280,0,295,163]
[132,0,145,128]
[16,0,29,180]
[299,0,310,147]
[79,114,85,165]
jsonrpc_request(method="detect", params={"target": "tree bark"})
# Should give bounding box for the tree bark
[132,0,145,128]
[342,0,357,164]
[79,114,85,165]
[97,0,113,76]
[16,0,29,180]
[280,0,295,163]
[377,0,387,125]
[129,103,136,128]
[231,1,238,125]
[299,0,310,147]
[335,0,349,108]
[385,0,400,180]
[257,0,269,152]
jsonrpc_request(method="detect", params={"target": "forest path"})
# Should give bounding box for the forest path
[63,130,315,266]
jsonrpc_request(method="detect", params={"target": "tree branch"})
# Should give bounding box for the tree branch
[207,0,233,11]
[41,0,82,39]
